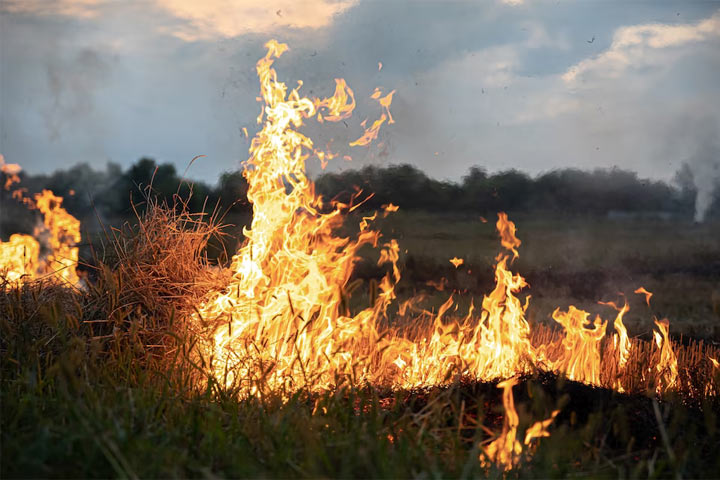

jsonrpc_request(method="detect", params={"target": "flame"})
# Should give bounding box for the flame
[315,78,355,122]
[197,40,700,404]
[196,39,381,393]
[1,154,22,190]
[610,301,631,370]
[653,319,678,393]
[1,40,712,472]
[496,212,521,259]
[33,190,82,285]
[449,257,464,268]
[543,307,607,386]
[382,203,399,213]
[480,377,560,471]
[188,40,714,471]
[599,299,631,391]
[635,287,653,306]
[524,409,560,445]
[711,356,719,370]
[481,378,522,470]
[195,40,538,395]
[0,162,81,285]
[349,88,395,147]
[0,234,40,284]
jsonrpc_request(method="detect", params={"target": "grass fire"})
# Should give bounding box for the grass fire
[3,9,720,479]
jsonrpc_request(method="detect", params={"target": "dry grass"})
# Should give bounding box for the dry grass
[82,192,231,368]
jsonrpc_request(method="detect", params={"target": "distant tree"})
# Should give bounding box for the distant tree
[109,157,216,213]
[216,171,251,213]
[487,170,532,213]
[5,159,706,227]
[461,166,491,211]
[317,164,697,217]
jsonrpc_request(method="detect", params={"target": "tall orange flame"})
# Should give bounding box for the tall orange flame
[197,40,689,404]
[653,319,678,393]
[480,377,560,471]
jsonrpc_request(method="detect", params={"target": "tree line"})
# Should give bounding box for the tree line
[315,163,714,218]
[1,158,717,228]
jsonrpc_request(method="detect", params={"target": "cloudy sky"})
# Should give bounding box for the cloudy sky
[1,0,719,184]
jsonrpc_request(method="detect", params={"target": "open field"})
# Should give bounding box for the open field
[339,211,720,341]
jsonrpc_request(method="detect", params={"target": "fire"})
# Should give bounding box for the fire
[0,39,711,474]
[653,319,678,393]
[449,257,464,268]
[33,190,82,285]
[195,39,383,394]
[194,40,537,395]
[496,212,521,259]
[0,234,40,284]
[0,160,81,286]
[541,307,608,386]
[481,378,523,470]
[315,78,355,122]
[1,155,22,190]
[480,377,560,471]
[381,203,399,214]
[610,301,631,370]
[195,40,697,407]
[349,88,395,147]
[635,286,653,306]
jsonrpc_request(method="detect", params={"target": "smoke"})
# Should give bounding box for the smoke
[691,151,720,223]
[683,118,720,223]
[44,48,110,141]
[665,112,720,223]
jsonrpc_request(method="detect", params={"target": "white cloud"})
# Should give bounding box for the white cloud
[154,0,358,41]
[2,0,357,42]
[563,12,720,84]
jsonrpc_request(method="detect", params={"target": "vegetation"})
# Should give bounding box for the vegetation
[3,159,718,234]
[315,163,713,218]
[2,199,719,478]
[2,162,720,477]
[343,210,720,340]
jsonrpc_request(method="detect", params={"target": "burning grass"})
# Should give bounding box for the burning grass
[2,305,719,479]
[2,190,720,477]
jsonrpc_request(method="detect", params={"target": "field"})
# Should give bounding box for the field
[3,204,719,478]
[363,211,720,339]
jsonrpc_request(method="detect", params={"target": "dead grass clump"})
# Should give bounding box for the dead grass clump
[83,191,229,365]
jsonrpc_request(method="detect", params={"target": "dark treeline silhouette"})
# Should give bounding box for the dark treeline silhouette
[316,163,716,219]
[1,158,250,221]
[1,158,718,232]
